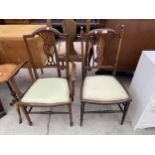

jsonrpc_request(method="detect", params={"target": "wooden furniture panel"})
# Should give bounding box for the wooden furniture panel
[0,25,47,67]
[100,19,155,72]
[1,20,155,72]
[3,19,31,24]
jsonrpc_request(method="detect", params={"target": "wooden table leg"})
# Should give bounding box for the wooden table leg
[0,99,6,118]
[6,81,19,106]
[10,77,22,98]
[6,79,23,123]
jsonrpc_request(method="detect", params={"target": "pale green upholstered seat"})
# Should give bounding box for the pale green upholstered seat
[82,76,129,101]
[21,78,70,104]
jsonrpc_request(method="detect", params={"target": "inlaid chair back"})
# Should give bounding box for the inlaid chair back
[80,25,132,126]
[23,27,69,79]
[83,25,125,79]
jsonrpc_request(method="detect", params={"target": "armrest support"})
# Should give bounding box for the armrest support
[9,59,29,98]
[12,59,29,77]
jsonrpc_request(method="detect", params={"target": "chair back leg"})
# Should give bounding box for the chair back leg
[16,102,22,124]
[80,102,85,126]
[68,104,73,126]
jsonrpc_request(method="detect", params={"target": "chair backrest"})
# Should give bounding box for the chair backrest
[61,19,91,62]
[82,25,125,79]
[62,19,77,57]
[23,27,69,79]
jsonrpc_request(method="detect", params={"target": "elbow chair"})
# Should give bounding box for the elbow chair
[18,27,75,126]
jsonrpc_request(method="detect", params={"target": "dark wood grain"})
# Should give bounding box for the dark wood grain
[99,19,155,72]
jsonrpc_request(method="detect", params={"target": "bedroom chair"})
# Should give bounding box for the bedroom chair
[80,25,132,126]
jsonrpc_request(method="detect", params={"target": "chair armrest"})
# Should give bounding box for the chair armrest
[12,59,29,77]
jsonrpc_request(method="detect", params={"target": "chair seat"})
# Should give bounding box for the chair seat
[0,64,17,83]
[21,78,70,104]
[82,76,129,102]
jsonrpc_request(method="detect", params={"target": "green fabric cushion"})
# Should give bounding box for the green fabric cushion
[82,76,129,101]
[21,78,70,104]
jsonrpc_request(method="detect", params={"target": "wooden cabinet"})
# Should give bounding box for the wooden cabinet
[101,19,155,72]
[3,19,31,24]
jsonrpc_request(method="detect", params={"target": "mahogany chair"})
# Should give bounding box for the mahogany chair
[80,25,132,126]
[20,27,75,126]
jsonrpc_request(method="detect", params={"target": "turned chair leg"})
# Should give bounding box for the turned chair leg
[71,95,74,102]
[40,68,44,75]
[16,102,22,124]
[68,104,73,126]
[6,81,19,106]
[121,102,130,125]
[80,102,85,126]
[28,106,33,113]
[21,105,32,126]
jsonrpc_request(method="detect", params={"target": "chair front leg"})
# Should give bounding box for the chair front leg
[121,102,130,125]
[16,102,22,124]
[10,78,22,98]
[68,104,73,126]
[21,105,32,126]
[80,102,85,126]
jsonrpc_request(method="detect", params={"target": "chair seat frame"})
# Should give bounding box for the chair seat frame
[80,77,132,126]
